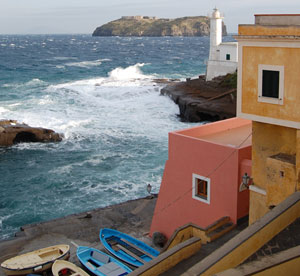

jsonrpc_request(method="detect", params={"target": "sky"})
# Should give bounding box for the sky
[0,0,299,34]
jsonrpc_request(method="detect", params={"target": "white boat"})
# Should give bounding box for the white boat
[52,260,90,276]
[1,244,70,275]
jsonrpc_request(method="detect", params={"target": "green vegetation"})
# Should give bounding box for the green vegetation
[93,16,227,37]
[220,71,237,89]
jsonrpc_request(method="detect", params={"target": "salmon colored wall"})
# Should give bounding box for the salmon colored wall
[150,129,251,239]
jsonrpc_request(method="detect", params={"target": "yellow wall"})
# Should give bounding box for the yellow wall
[249,191,269,225]
[241,46,300,122]
[249,122,298,223]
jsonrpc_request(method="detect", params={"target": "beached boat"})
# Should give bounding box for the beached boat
[99,228,159,267]
[0,244,70,275]
[76,246,132,276]
[52,260,90,276]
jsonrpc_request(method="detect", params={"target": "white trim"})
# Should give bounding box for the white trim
[238,111,300,129]
[249,185,267,196]
[235,40,300,48]
[258,64,284,105]
[192,173,210,204]
[237,41,243,116]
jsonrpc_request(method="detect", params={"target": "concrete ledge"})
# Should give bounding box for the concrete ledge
[129,237,201,276]
[249,185,267,195]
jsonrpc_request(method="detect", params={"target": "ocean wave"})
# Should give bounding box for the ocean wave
[65,59,104,68]
[2,79,47,89]
[51,56,78,61]
[25,78,47,87]
[47,63,154,94]
[108,63,151,81]
[0,107,9,114]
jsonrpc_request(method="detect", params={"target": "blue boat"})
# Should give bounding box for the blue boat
[99,228,159,267]
[76,246,132,276]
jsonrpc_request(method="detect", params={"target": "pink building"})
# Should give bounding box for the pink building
[150,118,252,239]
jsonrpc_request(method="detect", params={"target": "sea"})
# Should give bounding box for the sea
[0,34,234,240]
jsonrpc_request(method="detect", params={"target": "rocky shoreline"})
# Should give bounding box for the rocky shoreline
[160,75,237,122]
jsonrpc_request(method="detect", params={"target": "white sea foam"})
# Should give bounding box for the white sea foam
[65,59,103,68]
[0,107,8,114]
[25,78,46,87]
[51,56,77,61]
[108,63,150,81]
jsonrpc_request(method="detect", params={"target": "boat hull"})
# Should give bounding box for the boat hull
[99,228,159,267]
[76,246,131,276]
[1,244,70,276]
[52,260,89,276]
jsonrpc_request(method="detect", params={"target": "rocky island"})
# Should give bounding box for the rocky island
[93,16,227,37]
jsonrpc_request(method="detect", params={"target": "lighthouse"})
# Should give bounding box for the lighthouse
[209,8,223,61]
[206,8,238,81]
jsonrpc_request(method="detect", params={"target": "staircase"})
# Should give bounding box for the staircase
[164,216,236,251]
[204,216,236,243]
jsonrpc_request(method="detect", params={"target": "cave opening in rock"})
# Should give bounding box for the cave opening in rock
[13,132,38,144]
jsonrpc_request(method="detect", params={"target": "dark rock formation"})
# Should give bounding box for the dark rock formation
[93,16,227,37]
[0,120,63,146]
[160,74,237,122]
[152,231,167,248]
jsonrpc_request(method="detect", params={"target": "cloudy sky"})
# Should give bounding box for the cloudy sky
[0,0,299,34]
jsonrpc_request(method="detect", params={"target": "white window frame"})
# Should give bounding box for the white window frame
[258,64,284,105]
[192,173,210,204]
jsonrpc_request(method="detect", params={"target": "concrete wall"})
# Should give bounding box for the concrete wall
[219,43,238,62]
[129,237,201,276]
[255,14,300,26]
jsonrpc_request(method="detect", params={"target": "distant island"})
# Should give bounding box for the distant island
[92,16,227,37]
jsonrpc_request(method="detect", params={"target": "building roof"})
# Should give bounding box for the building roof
[175,118,252,148]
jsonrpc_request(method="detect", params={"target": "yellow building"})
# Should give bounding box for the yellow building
[236,14,300,224]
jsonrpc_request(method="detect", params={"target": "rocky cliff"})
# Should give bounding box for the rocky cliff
[93,16,227,37]
[160,74,237,122]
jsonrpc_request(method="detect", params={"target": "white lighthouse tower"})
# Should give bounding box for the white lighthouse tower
[209,8,223,61]
[206,8,238,81]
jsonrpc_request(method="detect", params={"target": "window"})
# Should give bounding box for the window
[258,65,284,105]
[226,54,230,61]
[192,174,210,204]
[262,70,279,98]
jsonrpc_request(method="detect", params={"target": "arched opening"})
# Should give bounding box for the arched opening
[13,132,38,144]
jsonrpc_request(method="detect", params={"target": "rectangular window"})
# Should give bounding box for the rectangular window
[192,174,210,204]
[262,70,279,98]
[226,54,230,61]
[258,65,284,105]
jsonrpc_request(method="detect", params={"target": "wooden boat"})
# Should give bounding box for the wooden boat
[0,244,70,275]
[76,246,132,276]
[99,228,159,267]
[52,260,90,276]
